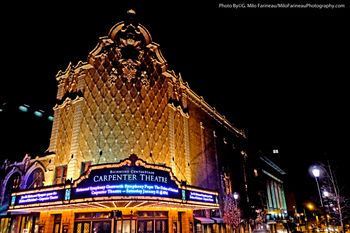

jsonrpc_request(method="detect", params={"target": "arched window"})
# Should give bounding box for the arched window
[2,173,21,207]
[26,168,44,189]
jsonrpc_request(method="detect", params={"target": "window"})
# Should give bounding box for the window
[12,174,20,189]
[195,223,203,233]
[81,161,92,174]
[54,165,67,184]
[74,212,112,233]
[2,173,21,206]
[53,214,62,233]
[26,168,44,189]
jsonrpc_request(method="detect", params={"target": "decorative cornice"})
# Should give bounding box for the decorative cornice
[260,156,286,175]
[167,103,189,118]
[53,95,84,110]
[109,21,152,45]
[87,37,115,61]
[184,84,245,138]
[262,169,284,183]
[56,61,91,83]
[165,70,246,138]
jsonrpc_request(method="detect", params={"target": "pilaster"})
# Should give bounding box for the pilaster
[168,105,176,175]
[200,122,209,188]
[183,115,191,185]
[67,98,83,180]
[48,107,61,152]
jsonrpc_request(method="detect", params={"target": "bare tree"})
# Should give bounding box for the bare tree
[312,160,349,233]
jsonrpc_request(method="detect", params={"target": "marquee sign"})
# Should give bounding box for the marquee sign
[12,190,65,205]
[9,155,218,210]
[186,190,216,203]
[9,187,66,209]
[70,164,182,200]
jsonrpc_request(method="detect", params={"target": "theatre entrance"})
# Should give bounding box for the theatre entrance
[137,219,167,233]
[73,212,112,233]
[136,211,168,233]
[73,211,168,233]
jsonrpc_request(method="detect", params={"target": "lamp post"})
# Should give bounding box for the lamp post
[233,192,239,206]
[322,191,331,232]
[311,167,324,232]
[312,166,329,232]
[232,192,241,233]
[303,208,309,233]
[311,167,324,208]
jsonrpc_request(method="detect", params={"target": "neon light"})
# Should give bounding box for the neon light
[92,173,167,183]
[65,189,71,201]
[188,191,215,203]
[11,196,16,206]
[9,158,220,209]
[18,191,60,204]
[75,183,179,197]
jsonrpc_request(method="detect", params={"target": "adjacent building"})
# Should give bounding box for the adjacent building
[248,150,288,233]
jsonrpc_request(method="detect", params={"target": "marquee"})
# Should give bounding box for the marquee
[8,155,219,211]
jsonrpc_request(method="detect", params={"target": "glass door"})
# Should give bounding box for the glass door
[137,220,153,233]
[115,218,136,233]
[92,221,111,233]
[74,222,90,233]
[155,220,168,233]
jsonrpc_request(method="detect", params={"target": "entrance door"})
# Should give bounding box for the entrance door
[92,221,111,233]
[115,219,136,233]
[74,222,90,233]
[155,220,167,233]
[137,220,153,233]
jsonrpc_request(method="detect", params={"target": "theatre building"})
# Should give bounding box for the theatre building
[0,10,247,233]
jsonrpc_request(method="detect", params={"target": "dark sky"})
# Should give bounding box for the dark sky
[0,1,348,203]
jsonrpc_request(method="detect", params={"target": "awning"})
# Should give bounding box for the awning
[211,217,224,223]
[194,217,215,224]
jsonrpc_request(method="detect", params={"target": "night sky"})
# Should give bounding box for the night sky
[0,1,348,205]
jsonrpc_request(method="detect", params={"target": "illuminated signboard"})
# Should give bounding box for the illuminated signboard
[71,165,182,200]
[9,155,219,210]
[186,190,216,203]
[12,189,65,206]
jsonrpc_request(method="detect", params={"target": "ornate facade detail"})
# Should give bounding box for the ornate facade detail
[0,10,253,233]
[40,10,246,191]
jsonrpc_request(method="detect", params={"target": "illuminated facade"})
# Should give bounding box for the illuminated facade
[248,154,288,233]
[0,10,247,233]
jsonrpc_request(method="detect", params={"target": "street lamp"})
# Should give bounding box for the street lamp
[233,192,239,207]
[311,166,324,207]
[323,191,329,198]
[311,166,325,232]
[233,192,239,201]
